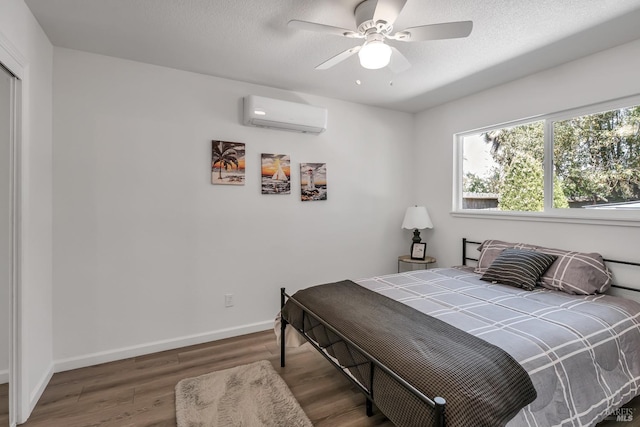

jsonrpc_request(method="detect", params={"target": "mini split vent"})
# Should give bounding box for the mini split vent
[243,95,328,134]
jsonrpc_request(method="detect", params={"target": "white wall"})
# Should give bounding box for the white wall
[0,0,54,422]
[0,61,11,384]
[52,47,414,368]
[414,38,640,270]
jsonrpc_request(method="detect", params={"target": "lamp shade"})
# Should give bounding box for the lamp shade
[401,206,433,230]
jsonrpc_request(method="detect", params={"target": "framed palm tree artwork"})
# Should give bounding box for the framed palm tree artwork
[300,163,327,201]
[212,140,245,185]
[261,153,290,194]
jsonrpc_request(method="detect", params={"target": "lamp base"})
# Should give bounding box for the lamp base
[412,229,421,243]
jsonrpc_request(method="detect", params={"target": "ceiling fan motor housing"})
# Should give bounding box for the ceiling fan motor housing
[355,0,393,35]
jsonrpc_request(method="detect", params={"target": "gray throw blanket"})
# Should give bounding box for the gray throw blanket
[282,280,536,427]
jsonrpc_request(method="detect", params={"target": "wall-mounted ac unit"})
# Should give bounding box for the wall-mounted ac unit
[243,95,328,134]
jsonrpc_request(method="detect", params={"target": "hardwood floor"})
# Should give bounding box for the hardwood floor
[0,382,8,426]
[21,331,390,427]
[19,330,640,427]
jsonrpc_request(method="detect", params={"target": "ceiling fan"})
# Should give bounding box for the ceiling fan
[288,0,473,72]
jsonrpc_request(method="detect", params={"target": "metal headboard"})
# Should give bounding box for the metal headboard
[462,238,640,292]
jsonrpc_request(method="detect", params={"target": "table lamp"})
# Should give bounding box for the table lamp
[401,206,433,244]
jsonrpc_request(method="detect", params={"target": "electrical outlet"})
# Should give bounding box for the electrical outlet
[224,293,234,307]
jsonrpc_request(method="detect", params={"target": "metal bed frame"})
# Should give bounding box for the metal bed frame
[280,238,640,427]
[462,238,640,291]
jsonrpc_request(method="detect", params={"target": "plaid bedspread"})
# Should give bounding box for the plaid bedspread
[356,267,640,427]
[283,279,537,427]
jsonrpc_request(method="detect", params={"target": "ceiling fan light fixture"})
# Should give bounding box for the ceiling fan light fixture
[358,39,392,69]
[289,0,473,72]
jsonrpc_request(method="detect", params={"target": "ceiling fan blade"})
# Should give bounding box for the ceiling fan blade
[315,46,361,70]
[288,20,360,38]
[394,21,473,42]
[388,47,411,73]
[372,0,408,25]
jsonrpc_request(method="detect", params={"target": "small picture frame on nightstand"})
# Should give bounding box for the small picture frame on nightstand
[410,242,426,260]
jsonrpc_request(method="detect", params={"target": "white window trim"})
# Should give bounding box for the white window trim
[452,94,640,227]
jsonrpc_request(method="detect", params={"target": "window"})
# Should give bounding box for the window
[462,121,545,212]
[456,96,640,221]
[553,108,640,210]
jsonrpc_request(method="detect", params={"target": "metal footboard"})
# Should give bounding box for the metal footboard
[280,287,446,427]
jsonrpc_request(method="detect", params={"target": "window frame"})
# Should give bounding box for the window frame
[453,93,640,227]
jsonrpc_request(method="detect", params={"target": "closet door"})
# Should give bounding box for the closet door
[0,63,13,427]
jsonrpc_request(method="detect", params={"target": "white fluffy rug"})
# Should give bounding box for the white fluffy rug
[175,360,313,427]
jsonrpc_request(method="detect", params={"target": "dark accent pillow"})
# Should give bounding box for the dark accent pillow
[480,249,557,291]
[474,240,538,274]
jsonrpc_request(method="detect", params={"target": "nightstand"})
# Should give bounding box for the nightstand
[398,255,437,273]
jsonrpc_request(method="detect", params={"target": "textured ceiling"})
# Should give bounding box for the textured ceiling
[24,0,640,112]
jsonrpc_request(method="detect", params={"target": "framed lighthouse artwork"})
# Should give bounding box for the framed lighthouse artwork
[300,163,327,201]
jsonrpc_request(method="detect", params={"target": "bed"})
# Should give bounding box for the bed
[279,238,640,427]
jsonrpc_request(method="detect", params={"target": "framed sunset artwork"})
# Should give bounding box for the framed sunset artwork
[261,154,291,194]
[211,140,245,185]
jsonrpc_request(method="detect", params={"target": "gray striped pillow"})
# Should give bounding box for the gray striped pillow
[480,249,557,291]
[534,247,612,294]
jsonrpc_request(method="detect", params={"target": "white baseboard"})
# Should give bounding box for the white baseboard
[0,369,7,384]
[27,363,54,420]
[54,320,274,373]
